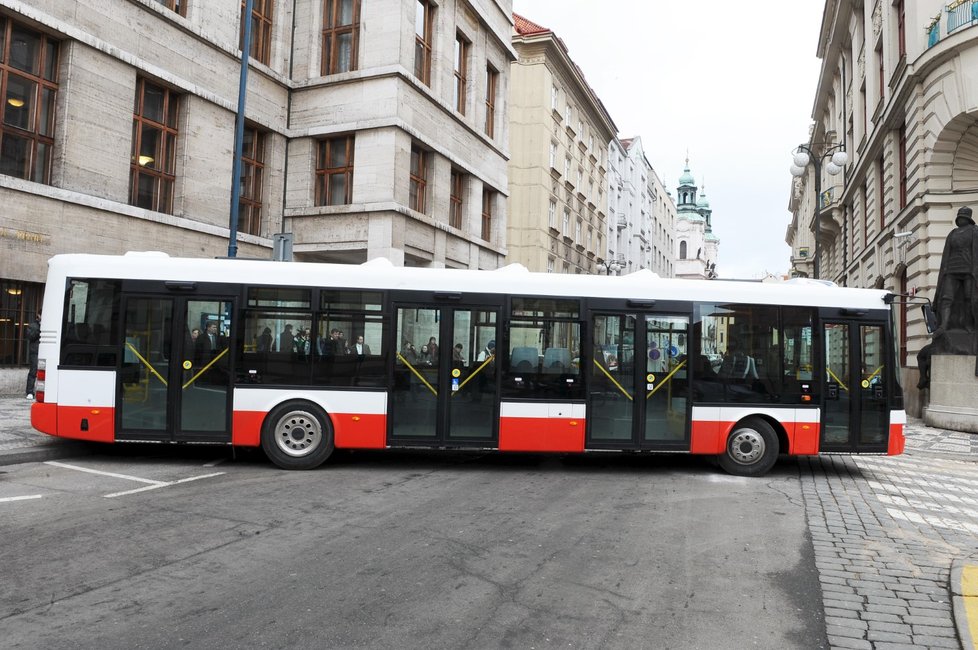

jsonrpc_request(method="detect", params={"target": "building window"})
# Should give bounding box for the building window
[410,146,427,213]
[564,156,570,179]
[563,209,570,238]
[898,123,907,209]
[484,65,497,137]
[547,258,555,273]
[575,220,582,244]
[876,43,884,105]
[878,154,885,231]
[238,126,265,235]
[680,241,687,259]
[0,18,59,184]
[151,0,186,16]
[565,103,571,125]
[481,189,494,241]
[449,169,463,229]
[241,0,274,65]
[551,85,558,111]
[0,279,43,367]
[414,0,433,86]
[322,0,359,74]
[453,34,468,114]
[896,0,906,59]
[549,142,557,169]
[549,199,557,229]
[316,135,354,206]
[130,78,179,213]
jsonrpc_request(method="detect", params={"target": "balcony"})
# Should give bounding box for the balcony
[928,0,978,48]
[616,214,626,230]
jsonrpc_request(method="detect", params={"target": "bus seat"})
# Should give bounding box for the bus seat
[543,347,571,373]
[511,346,539,368]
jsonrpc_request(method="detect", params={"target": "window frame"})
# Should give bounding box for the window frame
[241,0,274,66]
[484,65,497,137]
[315,134,355,206]
[481,188,493,241]
[414,0,434,86]
[449,168,463,229]
[453,33,468,115]
[152,0,186,16]
[239,125,266,235]
[321,0,360,75]
[130,78,180,214]
[0,17,60,184]
[409,145,427,213]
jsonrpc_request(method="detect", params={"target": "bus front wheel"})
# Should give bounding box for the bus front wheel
[261,400,335,470]
[718,418,779,477]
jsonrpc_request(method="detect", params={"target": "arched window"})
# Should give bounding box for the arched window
[680,241,687,259]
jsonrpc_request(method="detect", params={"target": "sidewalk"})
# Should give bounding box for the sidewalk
[0,395,91,465]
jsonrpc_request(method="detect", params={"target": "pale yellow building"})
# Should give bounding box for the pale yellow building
[507,13,617,274]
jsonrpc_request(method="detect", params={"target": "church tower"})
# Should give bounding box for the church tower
[674,159,719,279]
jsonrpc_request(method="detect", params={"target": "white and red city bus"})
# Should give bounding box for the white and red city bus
[31,252,906,476]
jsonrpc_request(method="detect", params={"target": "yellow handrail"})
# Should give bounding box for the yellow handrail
[397,352,438,397]
[183,348,229,389]
[647,359,687,399]
[593,358,632,401]
[451,354,494,397]
[827,367,849,392]
[125,342,168,387]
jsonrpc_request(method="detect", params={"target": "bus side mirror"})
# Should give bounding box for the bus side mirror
[921,305,938,334]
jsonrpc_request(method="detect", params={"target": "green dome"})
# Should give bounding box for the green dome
[696,188,710,208]
[678,165,695,187]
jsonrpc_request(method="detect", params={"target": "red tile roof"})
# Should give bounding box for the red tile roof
[513,13,551,35]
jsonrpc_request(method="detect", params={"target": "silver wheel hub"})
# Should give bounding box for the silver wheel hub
[274,410,322,458]
[728,428,765,465]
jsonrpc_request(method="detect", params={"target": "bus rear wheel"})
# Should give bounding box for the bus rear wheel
[261,400,334,470]
[718,418,779,477]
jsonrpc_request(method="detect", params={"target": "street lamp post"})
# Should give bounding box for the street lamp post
[598,259,621,275]
[789,143,848,280]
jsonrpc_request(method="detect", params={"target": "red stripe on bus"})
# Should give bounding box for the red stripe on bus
[31,402,58,436]
[689,419,722,454]
[232,411,264,447]
[44,405,116,443]
[232,410,387,449]
[790,421,820,455]
[888,423,905,455]
[498,416,585,452]
[333,413,386,449]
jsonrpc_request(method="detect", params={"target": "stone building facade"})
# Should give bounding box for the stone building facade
[507,13,616,274]
[674,161,718,280]
[0,0,514,390]
[785,0,978,415]
[607,137,677,278]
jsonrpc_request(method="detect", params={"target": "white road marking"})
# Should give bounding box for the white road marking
[104,472,225,498]
[43,460,226,498]
[45,461,166,485]
[0,495,43,503]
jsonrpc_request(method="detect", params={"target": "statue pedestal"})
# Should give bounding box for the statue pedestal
[923,355,978,433]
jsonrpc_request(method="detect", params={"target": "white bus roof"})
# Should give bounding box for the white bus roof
[46,253,891,311]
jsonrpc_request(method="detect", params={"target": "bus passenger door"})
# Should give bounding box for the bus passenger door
[389,304,499,445]
[821,321,888,452]
[118,295,234,442]
[588,311,689,450]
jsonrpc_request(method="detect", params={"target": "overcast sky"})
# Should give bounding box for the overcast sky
[510,0,826,279]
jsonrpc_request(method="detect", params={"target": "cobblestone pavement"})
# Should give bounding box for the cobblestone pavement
[802,421,978,650]
[1,396,976,648]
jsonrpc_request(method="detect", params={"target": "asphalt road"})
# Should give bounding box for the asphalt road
[1,448,825,649]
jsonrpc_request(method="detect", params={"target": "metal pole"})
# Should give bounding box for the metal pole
[813,153,821,280]
[228,0,255,259]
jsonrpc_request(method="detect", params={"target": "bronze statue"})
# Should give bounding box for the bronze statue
[933,206,978,334]
[921,205,978,387]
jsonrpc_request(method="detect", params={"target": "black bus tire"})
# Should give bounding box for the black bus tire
[261,400,335,470]
[718,417,779,477]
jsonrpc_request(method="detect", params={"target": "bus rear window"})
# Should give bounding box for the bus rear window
[62,279,122,367]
